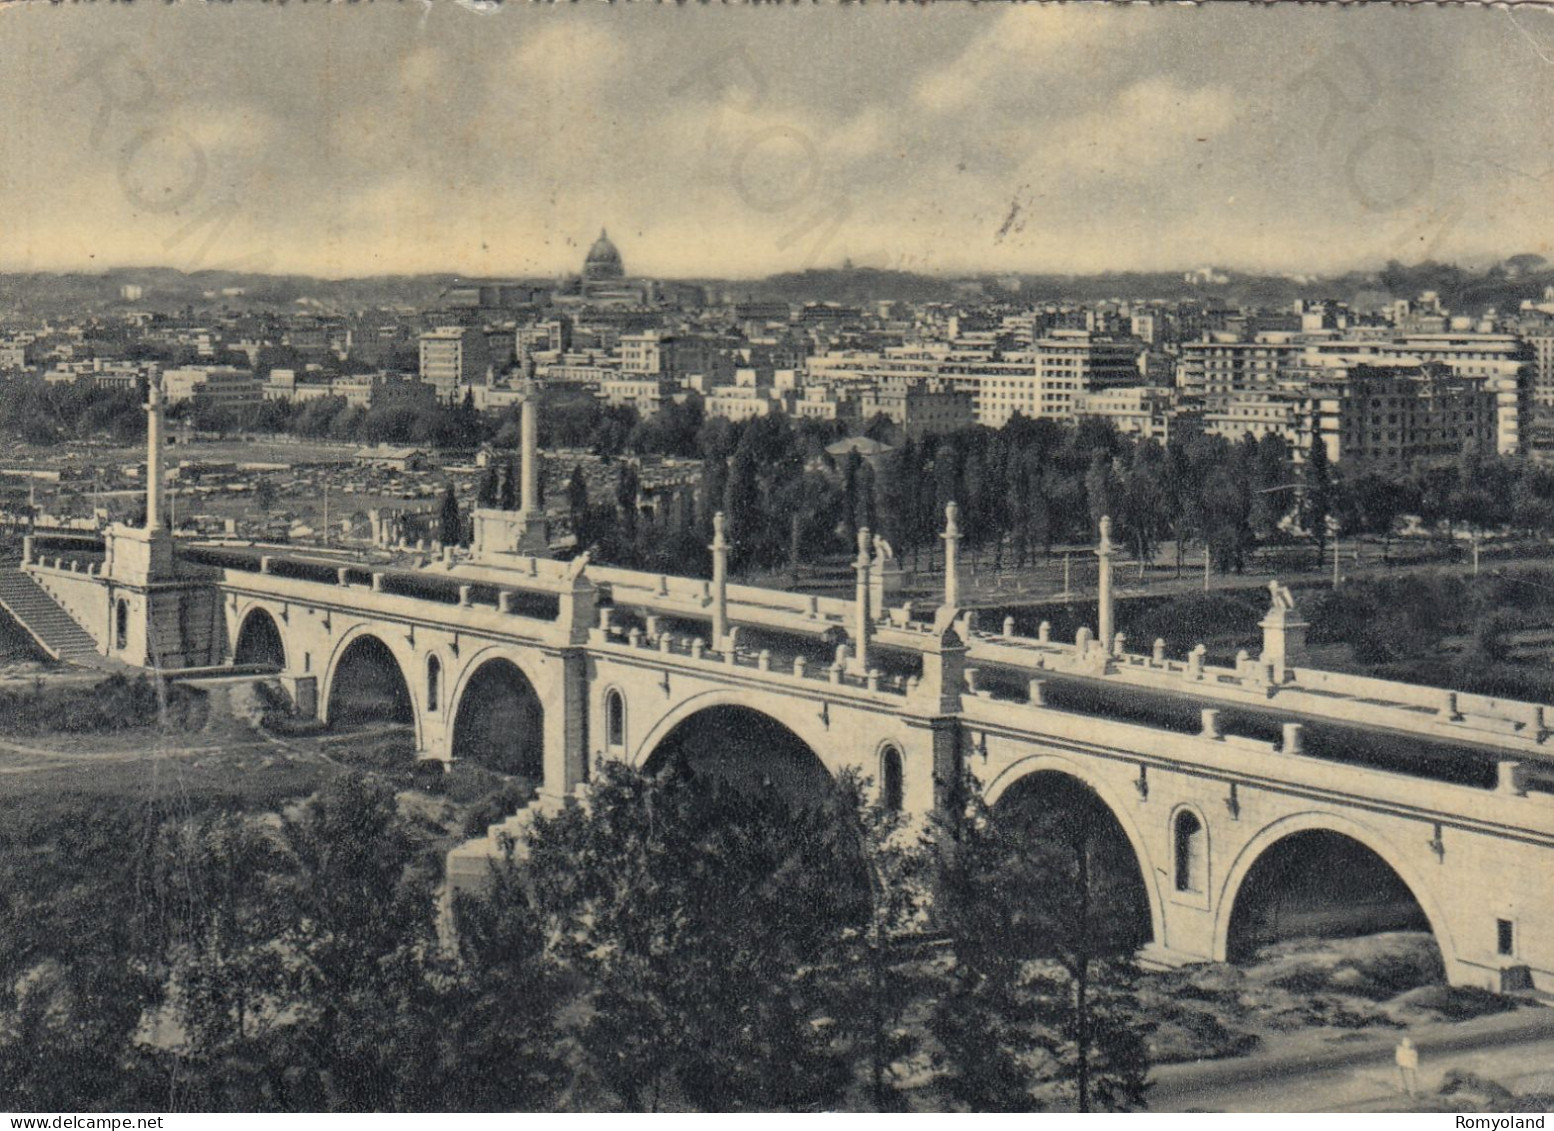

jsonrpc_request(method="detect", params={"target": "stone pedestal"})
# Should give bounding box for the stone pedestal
[470,507,551,564]
[104,524,176,586]
[1259,580,1309,683]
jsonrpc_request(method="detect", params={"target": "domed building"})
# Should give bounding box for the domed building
[582,229,626,292]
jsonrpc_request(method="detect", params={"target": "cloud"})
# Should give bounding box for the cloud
[1,4,1551,278]
[509,22,627,94]
[914,5,1144,113]
[1040,78,1240,180]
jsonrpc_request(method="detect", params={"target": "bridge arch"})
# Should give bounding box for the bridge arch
[984,753,1165,948]
[446,649,545,779]
[632,691,853,811]
[629,688,838,778]
[234,607,286,670]
[322,626,420,744]
[1213,811,1457,971]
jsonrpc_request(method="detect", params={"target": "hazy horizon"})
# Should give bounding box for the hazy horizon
[2,4,1551,280]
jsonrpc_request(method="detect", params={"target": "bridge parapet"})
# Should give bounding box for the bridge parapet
[220,565,584,649]
[962,692,1554,843]
[965,628,1554,763]
[591,630,913,704]
[592,563,860,636]
[27,554,106,579]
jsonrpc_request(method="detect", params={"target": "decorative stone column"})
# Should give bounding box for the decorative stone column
[851,526,871,676]
[710,511,729,650]
[145,376,165,533]
[1096,514,1115,652]
[520,379,539,517]
[942,501,961,610]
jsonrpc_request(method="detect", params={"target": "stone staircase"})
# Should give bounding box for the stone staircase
[445,786,587,891]
[0,566,107,666]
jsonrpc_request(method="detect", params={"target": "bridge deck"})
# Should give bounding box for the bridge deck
[196,542,1554,785]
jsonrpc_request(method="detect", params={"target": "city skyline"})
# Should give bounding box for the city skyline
[2,4,1553,280]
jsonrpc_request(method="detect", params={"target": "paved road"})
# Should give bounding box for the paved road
[1152,1006,1554,1112]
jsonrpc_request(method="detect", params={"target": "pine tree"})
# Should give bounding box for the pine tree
[842,450,863,546]
[1303,436,1333,561]
[476,465,499,508]
[520,762,865,1111]
[931,774,1153,1112]
[439,484,462,547]
[499,459,517,510]
[615,463,640,548]
[723,447,762,572]
[566,464,589,534]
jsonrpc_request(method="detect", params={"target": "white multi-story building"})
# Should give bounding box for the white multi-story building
[163,365,262,409]
[1026,331,1145,421]
[1177,333,1305,395]
[419,326,490,403]
[1072,386,1189,443]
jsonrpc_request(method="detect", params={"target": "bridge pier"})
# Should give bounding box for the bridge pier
[540,649,590,803]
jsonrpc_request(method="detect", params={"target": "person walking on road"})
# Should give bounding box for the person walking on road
[1395,1036,1420,1096]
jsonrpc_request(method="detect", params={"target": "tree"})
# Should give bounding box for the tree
[1302,439,1333,562]
[1119,442,1166,578]
[566,464,590,535]
[499,459,517,510]
[269,774,441,1110]
[254,477,279,514]
[932,774,1152,1112]
[1247,434,1293,539]
[157,775,452,1111]
[842,450,863,546]
[723,448,763,572]
[855,458,878,539]
[444,850,570,1111]
[439,485,462,547]
[158,814,294,1110]
[614,463,641,548]
[822,772,937,1112]
[1084,451,1121,532]
[520,762,868,1111]
[1340,471,1414,561]
[1159,440,1204,577]
[476,465,499,508]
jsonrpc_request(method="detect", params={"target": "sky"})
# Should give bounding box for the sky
[1,3,1553,281]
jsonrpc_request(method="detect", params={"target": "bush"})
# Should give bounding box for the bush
[0,675,200,737]
[461,779,536,838]
[327,731,419,781]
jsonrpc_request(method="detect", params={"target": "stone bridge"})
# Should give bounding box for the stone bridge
[12,385,1554,995]
[172,512,1554,998]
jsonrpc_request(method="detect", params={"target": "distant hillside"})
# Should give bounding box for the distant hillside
[738,268,967,306]
[0,258,1547,318]
[0,268,461,318]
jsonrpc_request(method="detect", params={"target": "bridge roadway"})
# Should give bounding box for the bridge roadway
[195,541,1554,769]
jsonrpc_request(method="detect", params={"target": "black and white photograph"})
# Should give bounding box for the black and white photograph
[0,0,1553,1116]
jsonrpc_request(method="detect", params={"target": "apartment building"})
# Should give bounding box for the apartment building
[419,326,491,403]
